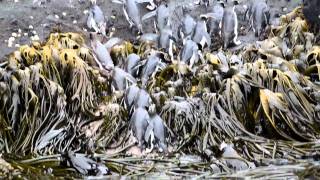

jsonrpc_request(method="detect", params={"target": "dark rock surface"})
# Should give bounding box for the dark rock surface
[0,0,302,61]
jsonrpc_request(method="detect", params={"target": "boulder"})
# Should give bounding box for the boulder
[303,0,320,30]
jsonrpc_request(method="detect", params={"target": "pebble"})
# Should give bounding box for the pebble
[62,12,67,17]
[41,23,49,28]
[55,15,60,19]
[18,29,22,33]
[30,16,34,20]
[24,33,28,37]
[10,19,18,26]
[11,33,17,37]
[15,44,20,48]
[31,35,40,41]
[8,37,15,48]
[83,10,89,15]
[29,25,34,29]
[73,20,77,24]
[8,37,15,42]
[32,30,37,35]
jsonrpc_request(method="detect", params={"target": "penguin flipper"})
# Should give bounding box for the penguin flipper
[144,124,154,143]
[135,0,153,3]
[141,10,157,22]
[201,13,216,19]
[112,0,124,4]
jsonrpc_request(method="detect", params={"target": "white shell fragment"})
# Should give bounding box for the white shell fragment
[8,37,15,48]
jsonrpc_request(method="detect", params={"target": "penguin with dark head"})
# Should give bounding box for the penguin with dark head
[221,0,241,49]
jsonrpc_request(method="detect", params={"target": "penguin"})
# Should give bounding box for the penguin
[90,33,114,69]
[112,0,153,34]
[155,3,170,32]
[192,15,211,49]
[159,20,176,61]
[179,10,197,42]
[141,3,170,33]
[134,88,152,109]
[180,39,202,68]
[87,0,107,36]
[249,0,270,38]
[145,106,167,152]
[207,1,225,36]
[125,84,140,112]
[221,0,241,49]
[130,107,150,149]
[112,67,136,91]
[66,151,109,175]
[125,53,141,77]
[104,37,123,51]
[219,142,255,171]
[139,53,165,86]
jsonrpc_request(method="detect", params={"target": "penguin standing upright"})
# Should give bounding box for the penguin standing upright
[221,1,241,49]
[193,15,211,49]
[248,0,270,38]
[87,0,107,35]
[112,0,152,34]
[130,107,150,149]
[90,33,114,69]
[179,9,197,42]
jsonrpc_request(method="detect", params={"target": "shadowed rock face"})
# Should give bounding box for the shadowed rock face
[303,0,320,30]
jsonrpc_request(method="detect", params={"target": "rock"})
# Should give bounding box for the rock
[303,0,320,30]
[0,157,13,175]
[10,19,18,26]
